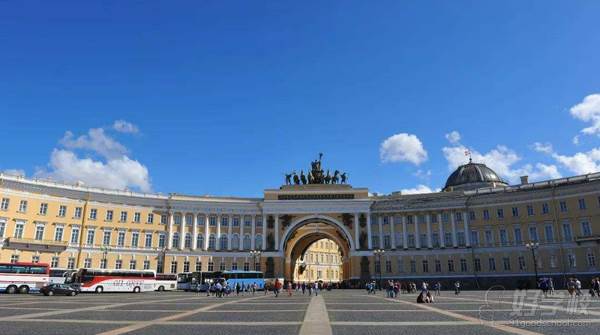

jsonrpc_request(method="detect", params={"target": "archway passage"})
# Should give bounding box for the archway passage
[282,219,352,283]
[293,238,343,283]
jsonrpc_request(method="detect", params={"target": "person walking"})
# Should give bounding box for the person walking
[575,278,583,296]
[435,282,441,296]
[287,282,293,296]
[454,281,461,295]
[302,282,306,295]
[314,281,319,296]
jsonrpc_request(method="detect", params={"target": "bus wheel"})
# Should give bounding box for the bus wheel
[133,286,141,293]
[95,286,104,293]
[158,286,164,292]
[6,285,17,294]
[18,286,29,294]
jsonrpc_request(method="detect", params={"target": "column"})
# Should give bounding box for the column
[451,212,458,247]
[438,213,445,248]
[227,215,233,250]
[426,213,433,249]
[390,215,396,249]
[261,214,267,251]
[414,214,420,249]
[402,215,408,249]
[204,214,210,250]
[378,215,384,249]
[179,213,185,250]
[274,215,279,251]
[251,215,256,250]
[353,213,360,250]
[366,213,373,249]
[238,215,244,251]
[167,211,174,250]
[192,213,198,251]
[463,211,471,247]
[216,214,222,250]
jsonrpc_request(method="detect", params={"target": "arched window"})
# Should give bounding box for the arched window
[184,233,192,248]
[220,235,228,250]
[255,234,262,250]
[231,234,240,249]
[208,234,216,249]
[172,233,180,248]
[196,234,204,249]
[185,214,194,226]
[243,235,251,250]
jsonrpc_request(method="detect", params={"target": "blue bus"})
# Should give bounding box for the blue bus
[221,270,265,290]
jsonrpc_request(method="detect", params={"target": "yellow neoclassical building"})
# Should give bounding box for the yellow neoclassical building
[0,157,599,289]
[293,238,343,283]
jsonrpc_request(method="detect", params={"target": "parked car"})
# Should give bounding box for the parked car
[40,283,80,296]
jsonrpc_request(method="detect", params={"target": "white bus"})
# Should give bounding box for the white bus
[0,262,50,294]
[154,274,177,291]
[49,268,75,284]
[71,268,156,293]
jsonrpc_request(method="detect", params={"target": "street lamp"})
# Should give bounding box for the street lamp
[250,250,262,271]
[374,249,385,290]
[100,246,111,269]
[525,242,539,286]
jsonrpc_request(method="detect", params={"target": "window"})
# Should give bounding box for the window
[542,203,549,214]
[527,205,534,216]
[431,233,439,247]
[143,260,150,270]
[157,260,164,273]
[255,234,262,249]
[115,260,123,269]
[474,258,481,272]
[219,235,228,249]
[160,214,167,225]
[469,211,475,220]
[543,225,554,242]
[183,261,190,272]
[385,260,392,273]
[19,200,28,212]
[397,259,404,273]
[581,221,592,237]
[518,256,526,270]
[58,205,67,217]
[447,259,455,272]
[38,203,48,215]
[244,216,252,227]
[422,260,429,273]
[499,229,508,246]
[383,235,391,249]
[10,254,19,263]
[488,258,496,271]
[196,261,202,272]
[131,232,139,248]
[511,207,519,217]
[559,201,567,212]
[219,262,226,271]
[147,213,154,224]
[208,261,214,271]
[71,227,80,244]
[134,212,141,223]
[89,208,97,220]
[172,233,180,248]
[231,234,240,249]
[233,216,240,227]
[32,255,40,263]
[145,233,153,248]
[67,257,75,269]
[0,221,5,238]
[514,227,522,245]
[457,232,465,246]
[444,232,452,246]
[420,233,428,247]
[0,198,9,210]
[503,257,511,271]
[34,225,45,240]
[100,259,107,269]
[51,256,59,268]
[158,233,166,248]
[106,210,114,221]
[406,234,413,248]
[221,216,228,227]
[86,229,95,245]
[483,209,490,220]
[117,231,126,247]
[102,231,111,245]
[14,222,24,238]
[587,252,596,267]
[470,231,479,246]
[528,226,538,242]
[243,235,251,250]
[120,211,128,222]
[567,254,576,268]
[409,260,416,273]
[209,216,216,226]
[562,222,572,241]
[434,259,441,272]
[485,230,494,246]
[208,235,216,249]
[197,234,204,249]
[460,259,468,272]
[430,215,437,223]
[184,233,192,248]
[455,212,463,222]
[243,262,249,271]
[550,255,557,268]
[129,259,137,270]
[74,207,82,218]
[497,208,504,219]
[84,258,92,268]
[578,198,586,210]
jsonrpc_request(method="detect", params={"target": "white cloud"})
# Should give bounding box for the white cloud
[531,142,554,154]
[570,93,600,137]
[400,184,440,195]
[551,148,600,175]
[445,131,461,144]
[113,120,139,134]
[2,169,25,177]
[572,135,580,145]
[413,169,432,180]
[60,128,128,159]
[443,144,561,183]
[380,133,428,165]
[38,150,151,192]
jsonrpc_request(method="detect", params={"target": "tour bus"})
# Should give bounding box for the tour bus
[177,271,219,291]
[0,262,50,294]
[49,268,75,284]
[154,274,177,291]
[221,270,265,290]
[70,268,156,293]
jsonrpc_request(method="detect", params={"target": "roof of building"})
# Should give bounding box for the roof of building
[443,160,508,191]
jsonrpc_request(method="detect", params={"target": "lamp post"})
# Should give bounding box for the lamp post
[100,246,111,269]
[374,249,385,290]
[250,250,262,271]
[525,241,539,286]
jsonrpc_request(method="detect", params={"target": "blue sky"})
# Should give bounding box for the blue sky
[1,1,600,197]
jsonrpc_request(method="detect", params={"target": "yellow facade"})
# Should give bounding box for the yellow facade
[293,238,342,283]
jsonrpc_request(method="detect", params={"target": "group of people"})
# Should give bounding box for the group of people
[264,280,332,297]
[366,280,457,298]
[202,280,260,297]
